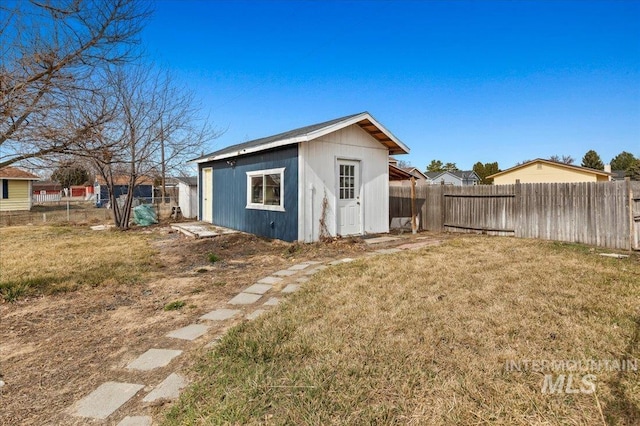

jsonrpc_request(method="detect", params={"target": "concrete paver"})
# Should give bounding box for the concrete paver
[295,276,309,283]
[257,276,283,284]
[166,324,209,341]
[246,309,266,320]
[304,265,327,275]
[287,263,310,271]
[281,284,300,293]
[142,373,187,403]
[273,269,297,277]
[117,416,153,426]
[263,297,280,306]
[126,349,182,371]
[228,292,262,305]
[243,283,272,295]
[363,236,400,245]
[73,382,144,420]
[200,308,240,321]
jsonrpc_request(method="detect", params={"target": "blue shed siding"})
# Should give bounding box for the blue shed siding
[199,145,298,242]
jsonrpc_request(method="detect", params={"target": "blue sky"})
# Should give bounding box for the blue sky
[144,0,640,171]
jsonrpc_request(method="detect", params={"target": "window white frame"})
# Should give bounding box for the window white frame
[246,167,285,211]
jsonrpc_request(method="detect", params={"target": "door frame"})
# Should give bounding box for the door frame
[335,157,363,236]
[201,167,213,223]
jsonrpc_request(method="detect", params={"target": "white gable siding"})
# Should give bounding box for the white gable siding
[298,124,389,242]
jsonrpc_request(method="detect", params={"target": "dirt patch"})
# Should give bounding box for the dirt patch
[0,226,416,425]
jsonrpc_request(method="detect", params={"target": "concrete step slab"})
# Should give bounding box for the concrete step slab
[166,324,209,341]
[246,309,266,320]
[287,263,310,271]
[73,381,144,420]
[142,373,187,403]
[243,283,272,295]
[228,292,262,305]
[257,276,283,284]
[264,297,280,306]
[117,415,153,426]
[200,308,240,321]
[126,349,182,371]
[364,236,400,245]
[282,284,300,293]
[273,269,297,277]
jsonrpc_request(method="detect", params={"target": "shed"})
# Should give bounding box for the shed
[173,176,198,219]
[94,175,154,207]
[0,167,40,211]
[193,112,410,242]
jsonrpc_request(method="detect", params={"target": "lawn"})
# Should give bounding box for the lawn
[0,225,158,301]
[165,237,640,425]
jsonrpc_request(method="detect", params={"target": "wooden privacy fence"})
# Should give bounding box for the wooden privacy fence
[390,180,640,250]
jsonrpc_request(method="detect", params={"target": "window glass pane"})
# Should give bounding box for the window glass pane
[251,176,263,203]
[264,173,281,205]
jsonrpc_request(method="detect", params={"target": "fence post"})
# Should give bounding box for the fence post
[627,177,634,252]
[410,177,417,234]
[440,181,446,232]
[514,179,521,237]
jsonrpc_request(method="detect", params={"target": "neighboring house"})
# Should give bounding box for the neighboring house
[425,170,480,186]
[172,176,198,219]
[388,158,428,186]
[0,167,40,212]
[94,175,154,207]
[193,112,410,242]
[487,159,611,185]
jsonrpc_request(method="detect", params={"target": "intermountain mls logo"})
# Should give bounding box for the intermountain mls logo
[504,358,638,394]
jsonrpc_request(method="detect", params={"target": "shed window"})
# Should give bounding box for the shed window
[246,168,285,211]
[1,179,8,199]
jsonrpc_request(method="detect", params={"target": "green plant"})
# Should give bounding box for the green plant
[207,253,220,263]
[164,300,186,311]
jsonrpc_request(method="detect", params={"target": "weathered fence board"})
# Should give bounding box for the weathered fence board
[390,180,640,250]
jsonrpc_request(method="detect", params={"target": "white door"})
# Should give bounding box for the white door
[337,160,361,236]
[202,168,213,222]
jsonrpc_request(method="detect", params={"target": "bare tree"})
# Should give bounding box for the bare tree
[0,0,150,168]
[76,65,219,229]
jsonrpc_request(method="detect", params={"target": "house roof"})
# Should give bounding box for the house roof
[486,158,611,179]
[401,167,428,180]
[0,166,40,180]
[389,164,415,181]
[172,176,198,186]
[95,175,155,186]
[192,112,410,163]
[425,170,478,181]
[611,170,627,180]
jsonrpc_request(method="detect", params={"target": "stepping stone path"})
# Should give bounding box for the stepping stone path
[257,276,283,284]
[246,309,266,320]
[142,373,187,403]
[228,292,262,305]
[243,283,273,294]
[73,382,144,419]
[68,234,442,423]
[200,308,240,321]
[126,349,182,371]
[166,324,209,341]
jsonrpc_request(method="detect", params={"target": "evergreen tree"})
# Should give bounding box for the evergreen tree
[581,150,604,170]
[610,151,637,171]
[426,160,444,173]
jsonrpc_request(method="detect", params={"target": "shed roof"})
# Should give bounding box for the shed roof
[389,164,414,181]
[192,112,409,163]
[0,166,40,180]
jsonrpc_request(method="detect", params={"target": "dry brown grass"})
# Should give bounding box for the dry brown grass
[0,225,158,301]
[165,236,640,425]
